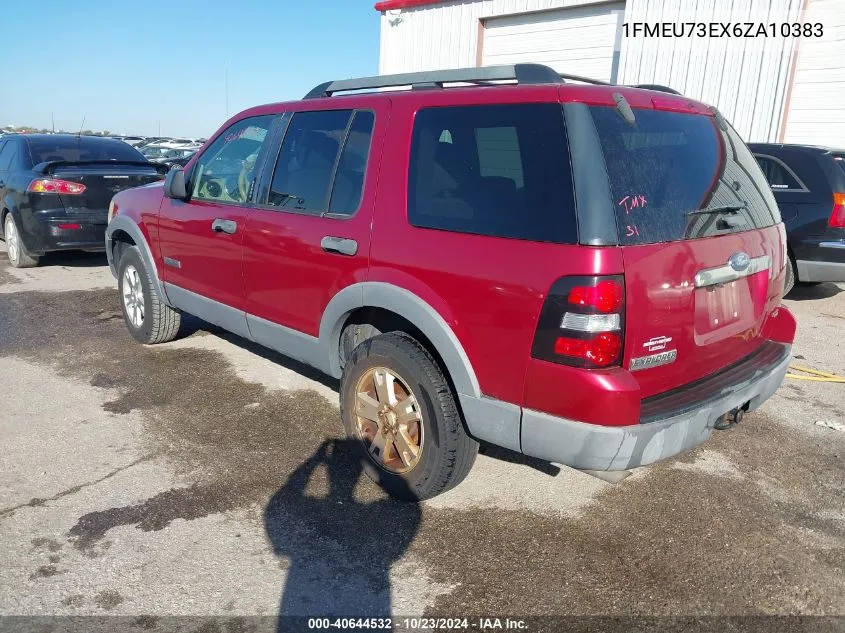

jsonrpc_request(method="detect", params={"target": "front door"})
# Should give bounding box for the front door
[157,115,276,324]
[242,100,388,344]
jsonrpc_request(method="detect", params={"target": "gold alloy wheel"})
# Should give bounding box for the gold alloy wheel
[354,367,423,474]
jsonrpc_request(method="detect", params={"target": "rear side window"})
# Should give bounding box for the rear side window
[409,104,577,243]
[754,155,806,191]
[0,141,15,170]
[590,106,780,245]
[268,109,375,216]
[834,155,845,177]
[329,111,375,215]
[27,137,145,164]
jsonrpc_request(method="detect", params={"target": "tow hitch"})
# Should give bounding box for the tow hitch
[714,402,749,430]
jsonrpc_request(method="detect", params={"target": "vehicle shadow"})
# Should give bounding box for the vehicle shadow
[264,439,421,627]
[38,251,108,268]
[479,443,561,476]
[785,282,843,301]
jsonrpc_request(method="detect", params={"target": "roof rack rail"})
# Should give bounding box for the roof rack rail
[561,73,610,86]
[303,63,562,98]
[632,83,682,95]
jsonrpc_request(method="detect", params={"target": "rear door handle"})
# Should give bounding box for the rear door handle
[321,236,358,256]
[211,219,237,235]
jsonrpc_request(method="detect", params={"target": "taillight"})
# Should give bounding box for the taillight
[829,193,845,228]
[27,178,86,195]
[532,275,625,369]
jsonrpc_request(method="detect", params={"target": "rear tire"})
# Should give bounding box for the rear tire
[4,214,40,268]
[340,332,478,501]
[783,256,796,296]
[117,246,181,344]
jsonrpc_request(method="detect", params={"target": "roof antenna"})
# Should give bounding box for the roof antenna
[77,116,86,137]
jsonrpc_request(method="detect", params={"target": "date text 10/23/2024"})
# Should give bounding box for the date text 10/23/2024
[307,617,529,630]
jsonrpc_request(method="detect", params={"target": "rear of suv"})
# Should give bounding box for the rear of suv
[106,64,796,500]
[748,143,845,293]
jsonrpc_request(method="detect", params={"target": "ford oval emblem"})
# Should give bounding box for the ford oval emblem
[729,252,750,272]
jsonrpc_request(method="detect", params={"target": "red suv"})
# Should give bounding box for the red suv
[106,64,796,500]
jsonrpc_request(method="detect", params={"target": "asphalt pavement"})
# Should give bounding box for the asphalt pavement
[0,246,843,631]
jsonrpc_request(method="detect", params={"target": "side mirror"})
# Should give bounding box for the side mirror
[164,166,188,200]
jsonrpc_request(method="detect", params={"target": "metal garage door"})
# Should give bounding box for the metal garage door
[481,2,626,83]
[781,0,845,147]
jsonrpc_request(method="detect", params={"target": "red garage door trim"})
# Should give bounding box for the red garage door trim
[374,0,443,11]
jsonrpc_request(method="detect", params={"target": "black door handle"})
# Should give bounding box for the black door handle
[211,218,237,234]
[320,236,358,256]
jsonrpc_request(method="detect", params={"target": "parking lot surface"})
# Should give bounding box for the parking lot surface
[0,248,843,627]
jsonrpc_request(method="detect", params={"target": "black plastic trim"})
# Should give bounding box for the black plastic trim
[640,341,791,424]
[562,103,619,246]
[303,63,563,98]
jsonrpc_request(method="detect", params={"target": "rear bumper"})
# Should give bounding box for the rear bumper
[520,341,791,471]
[796,239,845,282]
[19,212,107,254]
[797,240,845,282]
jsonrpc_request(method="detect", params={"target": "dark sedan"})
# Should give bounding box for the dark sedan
[0,134,166,267]
[750,143,845,294]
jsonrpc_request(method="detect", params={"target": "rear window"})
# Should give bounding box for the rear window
[27,137,145,164]
[409,104,577,244]
[589,106,780,245]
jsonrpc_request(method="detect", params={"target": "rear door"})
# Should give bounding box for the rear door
[157,114,276,316]
[0,140,10,203]
[752,149,831,263]
[752,152,808,227]
[587,105,785,398]
[242,99,387,343]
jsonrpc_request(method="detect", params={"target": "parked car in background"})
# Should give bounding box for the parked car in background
[149,147,199,169]
[106,64,796,500]
[119,136,147,146]
[0,134,166,267]
[750,143,845,294]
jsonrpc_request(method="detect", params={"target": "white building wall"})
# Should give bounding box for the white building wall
[378,0,615,74]
[618,0,803,142]
[781,0,845,147]
[378,0,805,142]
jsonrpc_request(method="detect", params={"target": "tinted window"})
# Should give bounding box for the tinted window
[27,136,145,164]
[755,155,804,190]
[268,110,351,211]
[408,104,577,243]
[834,155,845,177]
[590,106,779,244]
[191,115,274,204]
[0,141,13,171]
[329,111,375,215]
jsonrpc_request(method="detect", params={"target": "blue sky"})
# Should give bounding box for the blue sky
[0,1,380,137]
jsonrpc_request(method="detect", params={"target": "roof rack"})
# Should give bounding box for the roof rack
[303,64,679,99]
[632,83,682,95]
[304,63,563,98]
[560,73,610,86]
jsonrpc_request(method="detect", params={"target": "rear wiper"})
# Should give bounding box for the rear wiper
[686,203,747,216]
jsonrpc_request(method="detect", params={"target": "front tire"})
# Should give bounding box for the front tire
[4,214,40,268]
[117,246,181,344]
[340,332,478,501]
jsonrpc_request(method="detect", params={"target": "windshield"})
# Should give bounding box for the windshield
[28,136,146,164]
[589,106,780,245]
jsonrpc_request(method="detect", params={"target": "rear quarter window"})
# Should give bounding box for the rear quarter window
[589,106,780,245]
[408,103,577,244]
